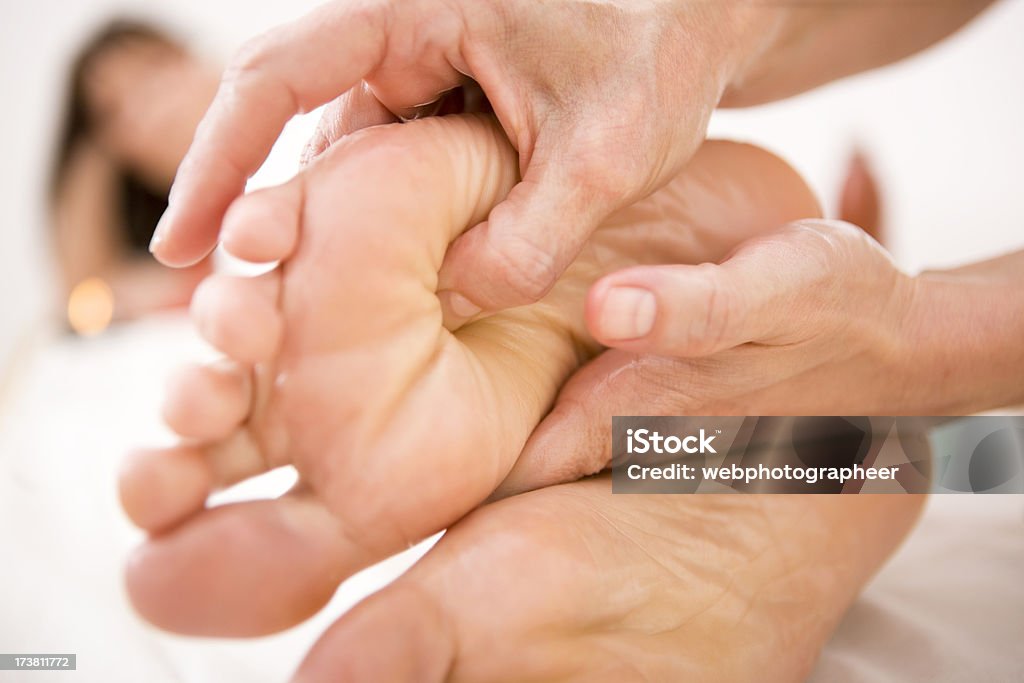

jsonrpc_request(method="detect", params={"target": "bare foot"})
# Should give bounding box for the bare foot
[293,477,925,682]
[120,114,819,636]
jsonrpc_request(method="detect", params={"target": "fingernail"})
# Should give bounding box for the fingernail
[149,209,172,254]
[444,291,482,319]
[599,286,656,340]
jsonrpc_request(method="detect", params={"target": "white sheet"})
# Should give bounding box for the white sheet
[1,317,1021,682]
[811,493,1024,682]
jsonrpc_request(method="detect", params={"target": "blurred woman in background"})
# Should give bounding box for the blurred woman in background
[51,20,218,334]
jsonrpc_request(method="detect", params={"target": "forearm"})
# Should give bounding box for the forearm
[105,260,210,319]
[722,0,997,107]
[54,144,121,296]
[898,249,1024,414]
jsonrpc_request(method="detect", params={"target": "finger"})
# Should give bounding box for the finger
[149,0,423,266]
[300,74,475,169]
[300,83,398,167]
[367,66,465,122]
[436,133,623,325]
[839,149,883,243]
[585,221,860,356]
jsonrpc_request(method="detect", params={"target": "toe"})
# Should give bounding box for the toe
[162,361,252,440]
[291,485,596,683]
[221,179,303,264]
[293,582,455,683]
[119,446,213,533]
[125,493,374,636]
[204,428,280,487]
[120,429,284,534]
[191,271,282,363]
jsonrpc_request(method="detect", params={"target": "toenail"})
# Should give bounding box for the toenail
[443,291,482,319]
[598,286,657,340]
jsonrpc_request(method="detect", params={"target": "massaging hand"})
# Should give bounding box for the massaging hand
[145,0,800,324]
[146,0,991,324]
[497,218,1024,495]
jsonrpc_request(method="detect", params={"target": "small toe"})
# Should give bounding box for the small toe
[191,272,283,363]
[221,180,303,264]
[119,446,213,533]
[204,428,280,488]
[162,361,252,441]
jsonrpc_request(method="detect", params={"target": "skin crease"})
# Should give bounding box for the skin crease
[121,114,823,637]
[292,480,925,683]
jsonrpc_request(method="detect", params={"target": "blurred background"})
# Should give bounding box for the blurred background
[0,0,319,372]
[0,0,1022,681]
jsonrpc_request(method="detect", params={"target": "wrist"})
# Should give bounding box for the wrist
[893,269,1024,414]
[668,0,790,106]
[716,1,813,107]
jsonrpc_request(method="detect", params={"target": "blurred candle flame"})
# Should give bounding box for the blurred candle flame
[68,277,114,336]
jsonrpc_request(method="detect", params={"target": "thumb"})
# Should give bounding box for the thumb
[301,83,397,167]
[436,132,624,326]
[493,350,685,499]
[585,220,858,357]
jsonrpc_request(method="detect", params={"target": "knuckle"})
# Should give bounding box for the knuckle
[674,265,737,355]
[786,219,876,294]
[483,230,559,303]
[223,34,304,113]
[224,36,269,82]
[788,219,859,263]
[560,134,646,211]
[559,91,679,208]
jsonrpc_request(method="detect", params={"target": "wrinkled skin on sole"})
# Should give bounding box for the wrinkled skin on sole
[121,114,826,638]
[291,479,924,683]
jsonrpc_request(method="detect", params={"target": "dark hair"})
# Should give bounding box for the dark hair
[51,19,183,253]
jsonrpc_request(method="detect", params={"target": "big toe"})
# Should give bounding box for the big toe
[125,494,370,636]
